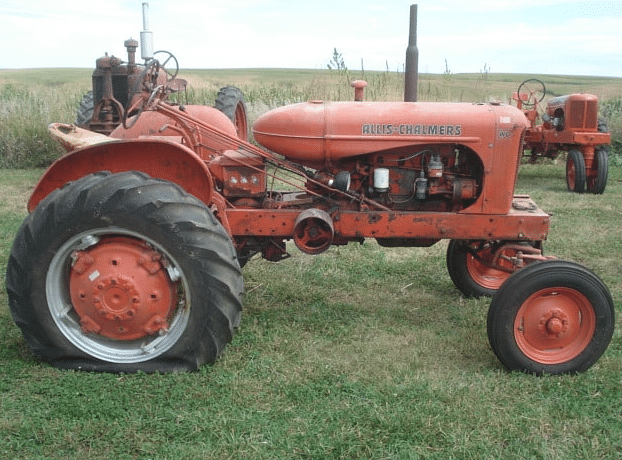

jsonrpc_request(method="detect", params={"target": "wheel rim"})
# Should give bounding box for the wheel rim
[47,228,191,364]
[465,249,511,291]
[514,287,596,364]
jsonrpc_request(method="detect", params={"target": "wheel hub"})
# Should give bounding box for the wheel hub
[92,275,140,321]
[539,308,570,337]
[69,236,176,340]
[514,287,597,364]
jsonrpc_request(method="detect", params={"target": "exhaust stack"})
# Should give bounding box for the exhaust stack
[404,4,419,102]
[140,2,154,61]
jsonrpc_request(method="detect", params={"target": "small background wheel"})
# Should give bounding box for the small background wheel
[566,149,586,193]
[487,260,614,375]
[447,240,517,298]
[6,171,243,372]
[587,146,608,195]
[586,119,610,194]
[215,86,249,141]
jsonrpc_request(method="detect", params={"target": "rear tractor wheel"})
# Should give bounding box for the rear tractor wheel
[487,260,614,375]
[6,171,243,372]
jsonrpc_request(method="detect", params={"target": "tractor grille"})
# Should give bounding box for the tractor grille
[568,99,598,130]
[93,76,130,108]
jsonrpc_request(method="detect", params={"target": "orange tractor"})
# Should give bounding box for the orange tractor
[5,6,614,375]
[513,78,611,194]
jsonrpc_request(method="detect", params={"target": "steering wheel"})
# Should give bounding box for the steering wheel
[122,51,179,129]
[122,59,161,129]
[516,79,546,108]
[153,50,179,80]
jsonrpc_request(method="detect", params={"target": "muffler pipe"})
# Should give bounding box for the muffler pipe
[404,4,419,102]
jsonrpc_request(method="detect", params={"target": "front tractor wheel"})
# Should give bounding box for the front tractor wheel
[6,171,243,372]
[566,149,586,193]
[487,260,614,375]
[587,146,609,195]
[446,240,528,298]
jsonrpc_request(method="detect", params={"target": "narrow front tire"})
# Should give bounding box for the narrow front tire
[566,149,586,193]
[487,260,614,375]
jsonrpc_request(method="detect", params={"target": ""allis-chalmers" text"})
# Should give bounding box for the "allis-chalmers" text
[361,124,462,136]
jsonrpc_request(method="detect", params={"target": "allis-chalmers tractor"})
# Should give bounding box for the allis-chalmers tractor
[5,6,615,375]
[513,78,610,194]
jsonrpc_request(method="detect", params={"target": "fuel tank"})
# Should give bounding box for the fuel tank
[253,101,528,169]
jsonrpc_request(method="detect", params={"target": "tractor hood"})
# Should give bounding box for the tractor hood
[253,100,528,169]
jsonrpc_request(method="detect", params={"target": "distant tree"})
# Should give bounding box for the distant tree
[327,48,347,72]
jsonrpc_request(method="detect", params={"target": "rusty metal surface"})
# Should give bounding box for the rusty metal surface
[224,195,549,242]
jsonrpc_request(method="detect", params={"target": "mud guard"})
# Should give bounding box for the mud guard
[28,139,213,212]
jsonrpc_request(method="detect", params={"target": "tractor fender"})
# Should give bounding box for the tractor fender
[28,139,214,212]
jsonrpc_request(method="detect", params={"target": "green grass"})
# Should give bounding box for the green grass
[1,164,622,459]
[0,84,76,168]
[1,68,622,458]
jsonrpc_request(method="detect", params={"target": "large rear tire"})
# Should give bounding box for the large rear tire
[487,260,614,375]
[6,171,243,372]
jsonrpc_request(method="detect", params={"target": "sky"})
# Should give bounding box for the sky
[1,0,621,77]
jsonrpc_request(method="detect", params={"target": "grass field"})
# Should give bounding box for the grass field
[1,164,622,459]
[1,68,622,458]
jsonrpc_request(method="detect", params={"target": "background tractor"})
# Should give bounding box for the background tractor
[5,5,614,376]
[513,78,611,194]
[75,3,248,140]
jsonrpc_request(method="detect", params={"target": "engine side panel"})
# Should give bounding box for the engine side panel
[253,101,528,215]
